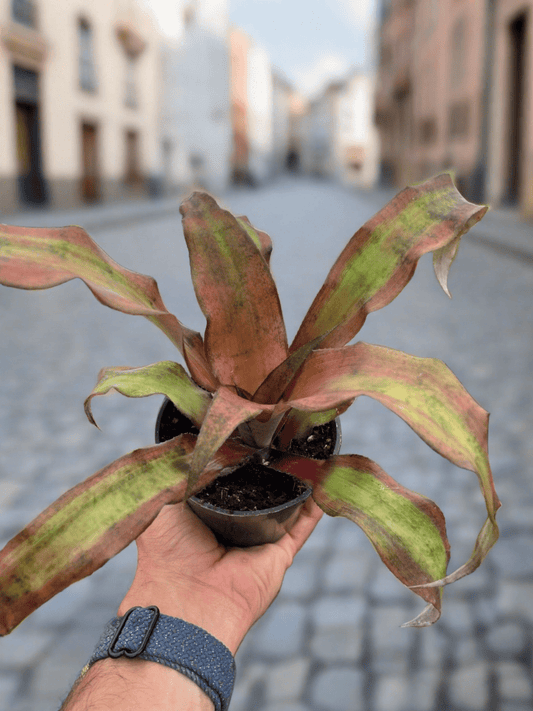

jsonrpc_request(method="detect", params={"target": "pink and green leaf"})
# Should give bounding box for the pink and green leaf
[236,215,273,265]
[0,434,253,636]
[84,361,211,428]
[270,452,450,626]
[284,342,500,580]
[180,192,288,395]
[188,387,271,495]
[0,222,216,391]
[290,173,488,352]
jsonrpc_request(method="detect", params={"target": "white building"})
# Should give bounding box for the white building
[335,71,380,189]
[299,70,379,189]
[0,0,162,213]
[160,0,232,196]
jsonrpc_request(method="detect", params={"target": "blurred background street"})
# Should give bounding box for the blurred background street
[1,0,533,709]
[0,176,532,711]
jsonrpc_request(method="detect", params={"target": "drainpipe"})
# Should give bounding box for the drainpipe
[470,0,496,203]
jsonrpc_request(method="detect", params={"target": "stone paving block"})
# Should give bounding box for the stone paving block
[373,674,410,711]
[499,704,533,711]
[452,637,481,665]
[0,628,53,669]
[265,657,310,703]
[280,558,319,600]
[0,673,19,711]
[262,704,311,711]
[418,625,447,670]
[409,669,441,711]
[496,662,532,702]
[310,595,366,630]
[31,576,93,627]
[490,535,533,579]
[448,662,489,710]
[0,481,22,513]
[440,599,474,634]
[310,626,363,663]
[332,519,368,551]
[302,515,335,551]
[251,602,308,659]
[485,621,529,656]
[369,566,414,604]
[371,606,415,672]
[309,667,364,711]
[231,663,267,711]
[496,582,533,620]
[324,550,371,593]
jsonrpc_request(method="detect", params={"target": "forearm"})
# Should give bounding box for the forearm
[61,657,213,711]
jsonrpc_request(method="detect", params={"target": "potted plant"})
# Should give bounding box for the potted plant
[0,173,499,633]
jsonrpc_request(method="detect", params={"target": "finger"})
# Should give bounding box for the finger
[276,496,324,561]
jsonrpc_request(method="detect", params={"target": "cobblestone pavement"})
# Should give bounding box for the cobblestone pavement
[0,176,532,711]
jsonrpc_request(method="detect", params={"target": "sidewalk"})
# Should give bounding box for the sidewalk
[0,194,184,231]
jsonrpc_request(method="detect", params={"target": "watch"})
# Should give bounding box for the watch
[85,606,236,711]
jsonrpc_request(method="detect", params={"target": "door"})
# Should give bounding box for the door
[81,122,100,201]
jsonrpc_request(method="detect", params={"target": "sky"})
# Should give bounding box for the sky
[145,0,378,98]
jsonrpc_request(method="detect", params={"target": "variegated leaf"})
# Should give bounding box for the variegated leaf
[269,452,450,626]
[84,361,211,428]
[0,222,216,390]
[0,435,252,636]
[290,174,488,352]
[187,387,271,495]
[236,215,273,264]
[180,192,288,394]
[283,342,500,582]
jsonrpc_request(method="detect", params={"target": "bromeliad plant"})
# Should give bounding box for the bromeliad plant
[0,174,499,632]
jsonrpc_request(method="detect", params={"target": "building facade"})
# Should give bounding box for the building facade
[299,72,379,189]
[161,0,232,196]
[376,0,533,218]
[0,0,162,214]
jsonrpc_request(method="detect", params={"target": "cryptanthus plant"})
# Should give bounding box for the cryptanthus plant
[0,174,499,633]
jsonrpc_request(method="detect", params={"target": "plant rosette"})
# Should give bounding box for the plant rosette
[0,173,500,633]
[155,397,342,547]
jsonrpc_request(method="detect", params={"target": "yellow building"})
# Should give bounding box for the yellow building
[0,0,162,213]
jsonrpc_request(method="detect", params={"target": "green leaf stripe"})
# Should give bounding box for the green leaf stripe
[291,174,488,352]
[84,361,211,428]
[270,452,449,626]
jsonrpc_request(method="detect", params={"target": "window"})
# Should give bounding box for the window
[125,55,138,108]
[448,100,469,138]
[12,0,36,27]
[124,130,141,183]
[450,18,467,89]
[78,19,97,92]
[419,117,437,145]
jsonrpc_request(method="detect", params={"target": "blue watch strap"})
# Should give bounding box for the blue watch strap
[86,606,235,711]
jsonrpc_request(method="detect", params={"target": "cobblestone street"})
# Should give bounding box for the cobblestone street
[0,176,532,711]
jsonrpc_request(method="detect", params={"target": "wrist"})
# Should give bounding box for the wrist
[119,580,251,655]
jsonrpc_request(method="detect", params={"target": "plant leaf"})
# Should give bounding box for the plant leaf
[0,434,252,636]
[180,192,288,394]
[284,342,500,581]
[0,222,216,391]
[236,215,273,264]
[269,452,450,626]
[84,361,211,428]
[187,387,269,495]
[290,173,488,352]
[252,333,328,404]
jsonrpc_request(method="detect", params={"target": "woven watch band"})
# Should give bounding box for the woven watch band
[85,606,236,711]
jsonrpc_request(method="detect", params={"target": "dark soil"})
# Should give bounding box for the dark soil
[155,399,337,512]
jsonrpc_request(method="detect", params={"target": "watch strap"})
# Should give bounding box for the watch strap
[86,606,235,711]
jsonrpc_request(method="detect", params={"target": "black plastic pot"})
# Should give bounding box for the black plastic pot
[155,398,341,547]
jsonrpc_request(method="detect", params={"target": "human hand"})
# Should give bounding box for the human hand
[119,497,323,653]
